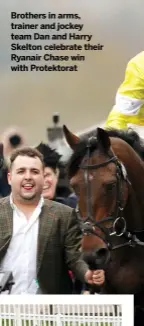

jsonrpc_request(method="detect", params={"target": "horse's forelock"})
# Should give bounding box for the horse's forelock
[67,137,98,179]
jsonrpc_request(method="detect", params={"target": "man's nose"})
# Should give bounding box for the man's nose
[24,171,32,179]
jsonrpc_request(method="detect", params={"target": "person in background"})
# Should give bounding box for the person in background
[0,127,27,197]
[105,51,144,135]
[36,142,77,208]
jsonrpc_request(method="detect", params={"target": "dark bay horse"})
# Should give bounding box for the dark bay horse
[63,125,144,325]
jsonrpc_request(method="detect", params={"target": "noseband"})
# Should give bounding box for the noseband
[76,137,144,251]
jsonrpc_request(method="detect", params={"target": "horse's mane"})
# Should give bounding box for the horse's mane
[103,128,144,159]
[68,128,144,178]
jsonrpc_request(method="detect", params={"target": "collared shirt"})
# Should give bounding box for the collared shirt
[0,194,44,294]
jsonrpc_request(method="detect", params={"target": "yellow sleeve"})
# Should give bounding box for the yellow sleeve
[105,51,144,130]
[105,111,130,129]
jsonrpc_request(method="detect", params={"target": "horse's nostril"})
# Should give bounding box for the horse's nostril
[96,248,108,258]
[81,247,110,270]
[92,248,110,269]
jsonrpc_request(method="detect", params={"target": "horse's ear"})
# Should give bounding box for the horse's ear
[63,125,80,150]
[97,128,110,151]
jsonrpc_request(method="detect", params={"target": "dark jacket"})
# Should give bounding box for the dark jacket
[0,196,88,294]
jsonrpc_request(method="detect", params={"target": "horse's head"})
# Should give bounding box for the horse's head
[63,125,130,268]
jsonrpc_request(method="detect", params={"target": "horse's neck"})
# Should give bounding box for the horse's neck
[124,184,143,230]
[110,137,144,228]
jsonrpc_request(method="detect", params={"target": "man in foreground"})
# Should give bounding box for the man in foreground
[0,147,105,294]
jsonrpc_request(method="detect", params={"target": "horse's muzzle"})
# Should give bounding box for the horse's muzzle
[81,247,110,270]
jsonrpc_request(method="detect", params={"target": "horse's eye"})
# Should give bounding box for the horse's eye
[105,182,116,191]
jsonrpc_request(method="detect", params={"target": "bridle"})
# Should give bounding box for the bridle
[76,136,144,251]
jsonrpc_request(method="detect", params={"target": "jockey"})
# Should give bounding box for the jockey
[105,51,144,134]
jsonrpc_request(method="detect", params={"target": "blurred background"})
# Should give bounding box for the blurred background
[0,0,143,152]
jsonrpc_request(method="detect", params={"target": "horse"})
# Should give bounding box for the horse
[63,125,144,325]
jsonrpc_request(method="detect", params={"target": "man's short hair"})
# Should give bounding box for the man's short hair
[9,146,44,169]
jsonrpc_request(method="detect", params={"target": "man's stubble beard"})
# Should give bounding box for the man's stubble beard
[21,195,36,201]
[19,192,39,202]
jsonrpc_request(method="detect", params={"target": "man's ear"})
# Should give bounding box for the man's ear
[7,171,11,186]
[56,168,60,178]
